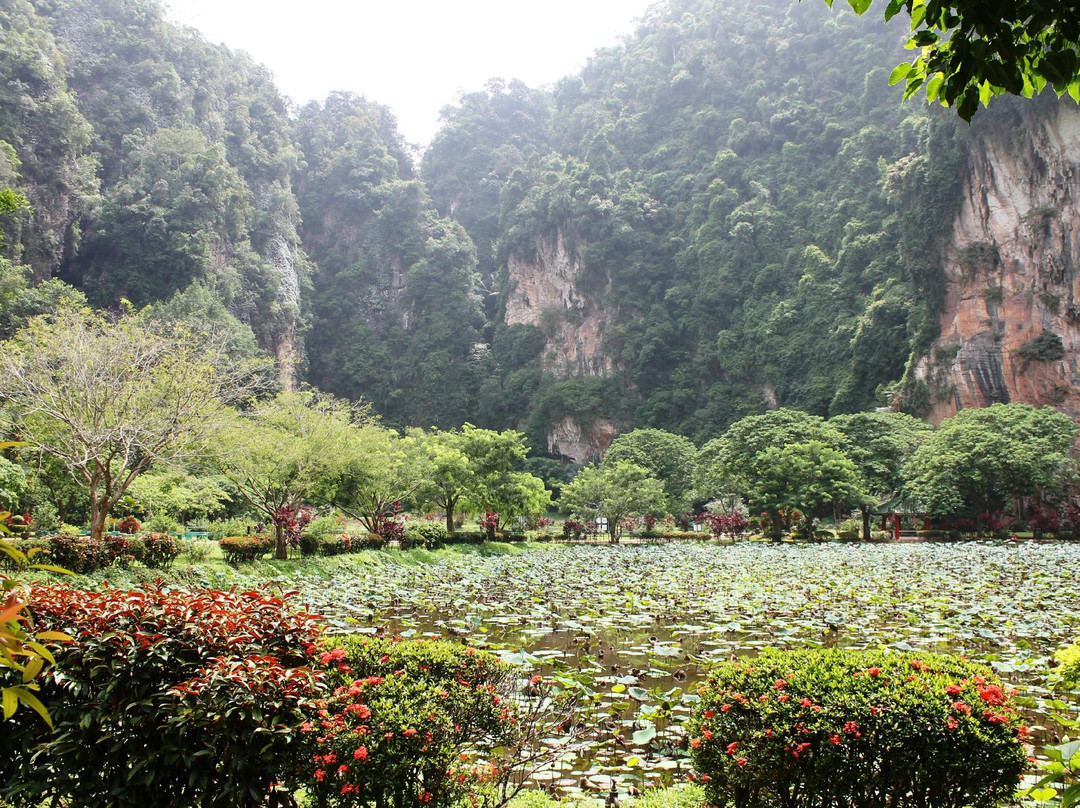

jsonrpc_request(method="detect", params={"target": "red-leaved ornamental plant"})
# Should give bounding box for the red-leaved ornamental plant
[0,586,323,808]
[687,648,1028,808]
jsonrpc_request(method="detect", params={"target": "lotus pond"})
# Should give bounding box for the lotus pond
[247,541,1080,795]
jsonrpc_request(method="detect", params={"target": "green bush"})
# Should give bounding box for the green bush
[305,513,346,537]
[299,531,320,558]
[295,636,517,808]
[836,518,861,541]
[447,530,486,545]
[1054,642,1080,686]
[45,533,109,573]
[1,586,324,807]
[687,648,1027,808]
[405,520,449,549]
[353,533,385,551]
[177,538,214,563]
[104,534,146,567]
[219,534,273,564]
[317,534,354,556]
[141,532,180,568]
[916,529,948,539]
[142,513,181,534]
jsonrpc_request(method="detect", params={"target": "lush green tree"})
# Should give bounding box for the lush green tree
[0,306,245,541]
[0,262,88,341]
[697,409,846,502]
[830,410,933,538]
[409,429,473,535]
[411,424,539,533]
[125,469,232,525]
[141,283,278,395]
[559,461,667,543]
[903,403,1078,522]
[334,425,431,535]
[215,391,363,558]
[0,456,26,509]
[484,472,551,531]
[602,428,697,513]
[748,441,866,538]
[847,0,1080,120]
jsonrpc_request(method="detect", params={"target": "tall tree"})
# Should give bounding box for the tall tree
[830,410,933,539]
[904,403,1078,521]
[603,428,697,513]
[559,461,666,543]
[411,424,538,534]
[215,392,362,559]
[0,306,246,541]
[334,425,431,535]
[748,441,866,539]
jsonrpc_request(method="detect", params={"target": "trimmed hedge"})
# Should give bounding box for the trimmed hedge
[687,648,1028,808]
[296,637,517,807]
[403,521,448,549]
[1,586,324,808]
[300,533,385,557]
[219,534,274,564]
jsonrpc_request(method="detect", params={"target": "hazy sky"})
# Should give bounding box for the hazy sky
[163,0,656,147]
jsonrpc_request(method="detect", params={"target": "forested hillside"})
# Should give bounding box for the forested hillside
[423,0,966,452]
[1,0,1056,455]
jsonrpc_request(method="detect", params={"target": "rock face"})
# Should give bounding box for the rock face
[915,99,1080,423]
[504,231,620,461]
[504,231,616,380]
[546,416,620,465]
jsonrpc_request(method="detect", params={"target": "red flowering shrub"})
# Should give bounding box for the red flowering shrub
[295,636,518,808]
[688,649,1027,808]
[0,586,323,808]
[702,511,751,539]
[478,511,499,541]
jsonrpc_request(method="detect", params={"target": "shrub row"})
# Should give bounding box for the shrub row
[2,586,324,808]
[218,534,274,563]
[1,587,520,808]
[1,533,179,573]
[298,533,386,557]
[687,648,1028,808]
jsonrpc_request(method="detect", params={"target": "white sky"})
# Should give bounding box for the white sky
[163,0,656,147]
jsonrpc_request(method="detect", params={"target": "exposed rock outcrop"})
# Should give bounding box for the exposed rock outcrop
[504,231,621,461]
[504,231,616,380]
[916,99,1080,422]
[546,415,619,465]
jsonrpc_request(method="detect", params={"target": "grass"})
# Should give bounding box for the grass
[37,539,536,589]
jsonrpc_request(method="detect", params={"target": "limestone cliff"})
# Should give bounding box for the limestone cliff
[504,231,620,460]
[915,99,1080,423]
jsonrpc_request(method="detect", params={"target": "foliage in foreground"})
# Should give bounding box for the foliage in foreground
[0,586,323,807]
[297,637,519,808]
[688,648,1028,808]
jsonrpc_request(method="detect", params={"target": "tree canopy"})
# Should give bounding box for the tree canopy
[903,403,1078,521]
[559,461,667,543]
[0,306,245,540]
[848,0,1080,119]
